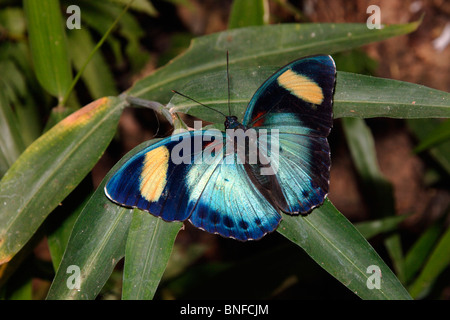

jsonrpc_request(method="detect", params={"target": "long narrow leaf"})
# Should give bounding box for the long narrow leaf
[67,28,118,98]
[335,72,450,119]
[0,97,125,265]
[355,215,408,240]
[24,0,72,100]
[0,90,25,176]
[341,117,405,282]
[228,0,267,29]
[46,186,91,271]
[46,196,133,299]
[278,200,412,300]
[413,119,450,153]
[404,222,443,284]
[122,210,182,300]
[108,0,157,16]
[129,22,420,106]
[408,119,450,175]
[167,69,450,126]
[408,226,450,298]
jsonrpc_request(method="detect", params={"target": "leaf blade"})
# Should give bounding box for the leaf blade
[46,202,133,299]
[278,200,412,300]
[129,21,420,106]
[24,0,73,100]
[334,72,450,119]
[122,210,181,300]
[228,0,267,29]
[0,97,125,265]
[408,226,450,298]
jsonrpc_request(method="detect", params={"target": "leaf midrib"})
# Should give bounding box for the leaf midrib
[134,218,161,299]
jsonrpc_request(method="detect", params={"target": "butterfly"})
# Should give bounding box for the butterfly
[105,55,336,241]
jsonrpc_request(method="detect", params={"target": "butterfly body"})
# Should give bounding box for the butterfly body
[105,55,336,241]
[224,115,245,130]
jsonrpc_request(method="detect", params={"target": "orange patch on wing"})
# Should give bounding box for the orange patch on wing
[277,69,324,105]
[139,146,170,202]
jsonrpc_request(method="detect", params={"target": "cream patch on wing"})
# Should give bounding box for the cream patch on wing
[277,69,324,105]
[139,146,169,202]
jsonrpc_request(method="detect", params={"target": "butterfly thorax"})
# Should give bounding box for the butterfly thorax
[224,116,262,170]
[224,116,246,130]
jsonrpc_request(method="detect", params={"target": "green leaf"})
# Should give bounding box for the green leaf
[74,0,148,64]
[6,278,32,300]
[107,0,157,16]
[168,70,450,129]
[0,42,45,146]
[404,222,443,284]
[413,119,450,153]
[408,226,450,298]
[0,90,25,176]
[341,117,405,282]
[278,200,412,300]
[384,234,405,284]
[122,210,181,300]
[228,0,267,29]
[46,183,92,271]
[46,190,133,300]
[2,265,32,300]
[334,72,450,119]
[341,117,395,215]
[67,28,118,98]
[0,7,27,38]
[408,119,450,175]
[0,49,42,147]
[0,97,125,265]
[129,21,420,108]
[24,0,73,100]
[355,215,408,240]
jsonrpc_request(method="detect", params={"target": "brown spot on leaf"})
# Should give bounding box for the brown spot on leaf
[60,97,110,128]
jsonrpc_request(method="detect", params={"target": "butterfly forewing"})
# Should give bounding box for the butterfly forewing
[243,55,336,214]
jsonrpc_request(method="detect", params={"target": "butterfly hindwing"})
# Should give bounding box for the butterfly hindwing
[243,55,336,214]
[105,131,282,241]
[186,149,281,241]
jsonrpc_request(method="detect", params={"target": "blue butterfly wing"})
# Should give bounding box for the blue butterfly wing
[105,133,198,222]
[105,131,281,240]
[186,143,281,241]
[243,55,336,214]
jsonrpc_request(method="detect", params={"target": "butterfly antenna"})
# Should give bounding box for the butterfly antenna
[226,51,231,116]
[153,111,161,137]
[171,90,227,117]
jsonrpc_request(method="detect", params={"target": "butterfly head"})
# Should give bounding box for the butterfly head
[225,116,245,130]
